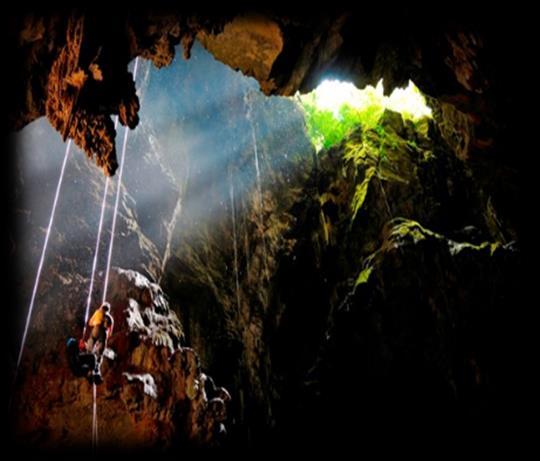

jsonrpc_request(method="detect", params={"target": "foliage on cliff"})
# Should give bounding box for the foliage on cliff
[299,80,431,151]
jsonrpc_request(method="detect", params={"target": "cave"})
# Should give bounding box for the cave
[4,5,522,456]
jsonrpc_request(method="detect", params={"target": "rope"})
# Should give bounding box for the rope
[83,177,110,337]
[9,140,73,412]
[91,56,140,450]
[102,57,139,303]
[92,382,98,450]
[16,139,72,372]
[83,119,117,451]
[83,111,122,337]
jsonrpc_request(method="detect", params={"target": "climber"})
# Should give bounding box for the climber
[66,337,96,379]
[85,302,114,381]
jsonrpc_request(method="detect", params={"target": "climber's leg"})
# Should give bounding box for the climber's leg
[86,335,95,353]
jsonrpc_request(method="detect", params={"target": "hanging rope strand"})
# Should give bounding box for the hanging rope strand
[82,114,122,336]
[16,139,72,372]
[82,178,109,336]
[102,57,139,303]
[92,57,140,451]
[92,383,98,451]
[85,116,122,451]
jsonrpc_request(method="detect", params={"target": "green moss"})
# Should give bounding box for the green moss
[413,117,431,139]
[345,125,413,222]
[389,219,502,257]
[343,120,410,169]
[351,167,376,221]
[355,266,373,287]
[389,218,443,244]
[406,139,418,150]
[449,240,501,257]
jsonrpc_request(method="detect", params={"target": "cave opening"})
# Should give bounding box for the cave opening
[6,8,521,455]
[298,78,432,151]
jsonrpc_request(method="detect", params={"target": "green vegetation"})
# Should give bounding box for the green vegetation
[350,167,376,221]
[299,79,431,151]
[299,80,432,223]
[354,265,373,287]
[300,90,384,150]
[344,125,414,221]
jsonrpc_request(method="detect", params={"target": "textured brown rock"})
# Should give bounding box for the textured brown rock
[42,13,138,177]
[7,9,231,174]
[7,109,231,451]
[198,14,284,93]
[14,267,229,450]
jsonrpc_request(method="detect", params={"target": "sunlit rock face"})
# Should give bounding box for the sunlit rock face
[197,13,284,93]
[14,267,229,451]
[7,10,232,173]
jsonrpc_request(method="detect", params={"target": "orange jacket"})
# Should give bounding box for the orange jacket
[88,308,104,328]
[88,309,114,338]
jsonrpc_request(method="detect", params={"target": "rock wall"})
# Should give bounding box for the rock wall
[161,106,520,448]
[8,78,230,450]
[14,267,229,451]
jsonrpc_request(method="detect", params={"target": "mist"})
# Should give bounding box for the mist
[9,40,312,360]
